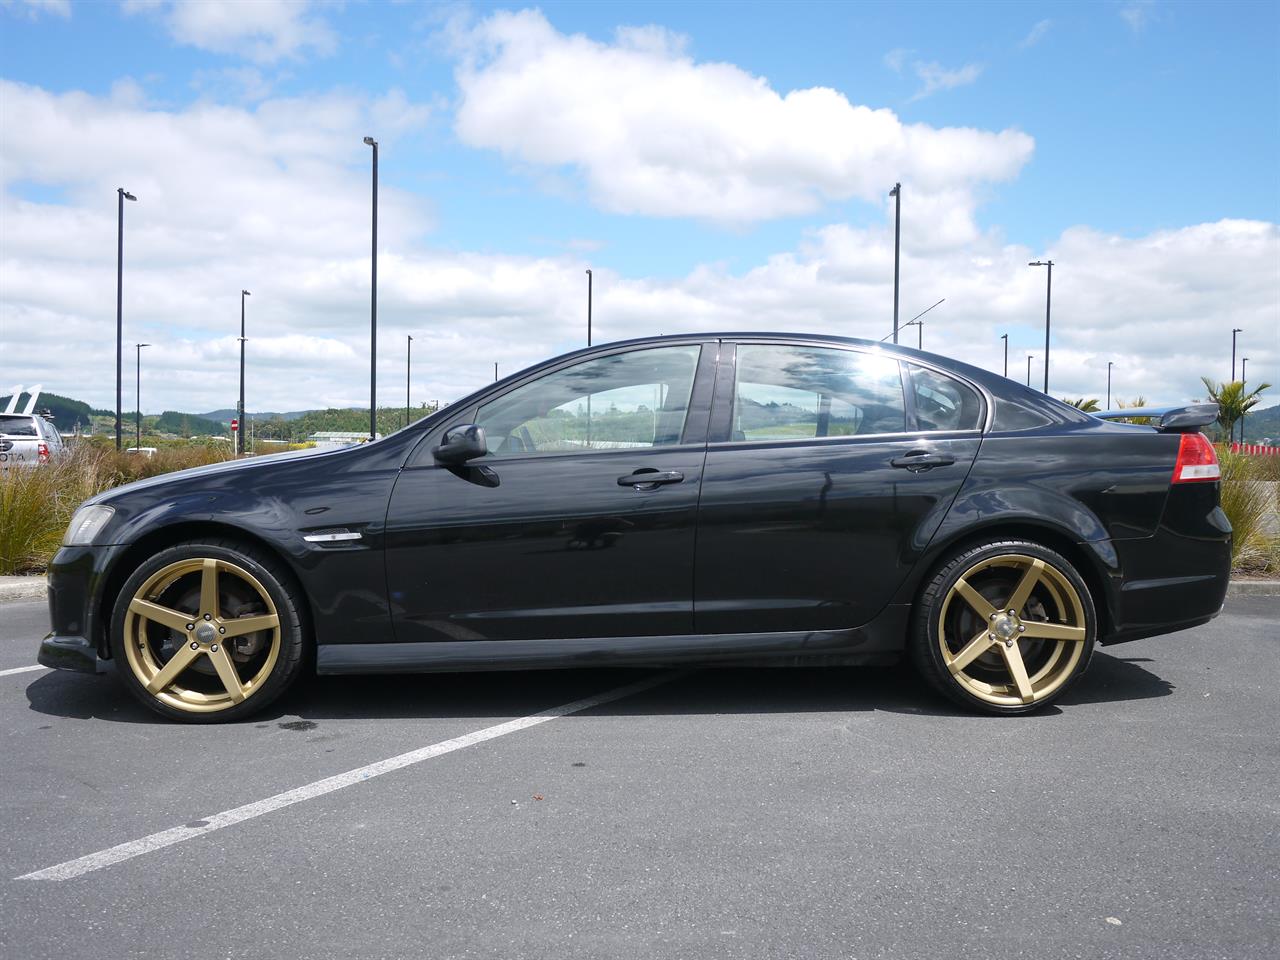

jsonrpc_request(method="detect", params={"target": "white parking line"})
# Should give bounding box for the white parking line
[17,671,679,882]
[0,664,46,678]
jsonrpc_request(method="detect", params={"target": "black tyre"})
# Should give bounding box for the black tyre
[109,539,308,723]
[910,539,1097,714]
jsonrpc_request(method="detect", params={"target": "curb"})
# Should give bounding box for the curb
[1,574,1277,603]
[0,576,47,603]
[1227,579,1280,598]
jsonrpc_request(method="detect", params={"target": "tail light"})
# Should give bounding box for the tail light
[37,442,50,464]
[1172,432,1219,483]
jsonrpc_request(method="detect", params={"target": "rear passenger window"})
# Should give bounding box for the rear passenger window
[907,365,983,431]
[728,345,906,441]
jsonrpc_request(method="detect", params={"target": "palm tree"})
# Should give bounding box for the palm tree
[1062,397,1101,412]
[1200,378,1272,442]
[1115,396,1154,426]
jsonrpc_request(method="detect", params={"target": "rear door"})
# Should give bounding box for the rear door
[385,342,716,642]
[693,341,984,633]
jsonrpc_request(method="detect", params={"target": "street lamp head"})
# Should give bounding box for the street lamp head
[1232,327,1243,334]
[889,183,900,197]
[363,136,377,147]
[120,189,137,202]
[137,342,151,348]
[242,289,251,297]
[1028,260,1047,267]
[585,268,592,276]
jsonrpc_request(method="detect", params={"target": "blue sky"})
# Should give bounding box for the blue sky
[1,0,1276,411]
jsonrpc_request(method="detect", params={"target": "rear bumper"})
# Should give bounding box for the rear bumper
[1102,495,1231,644]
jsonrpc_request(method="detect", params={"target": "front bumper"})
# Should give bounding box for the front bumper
[37,632,102,674]
[37,543,127,673]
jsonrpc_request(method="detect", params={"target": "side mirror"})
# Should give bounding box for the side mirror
[432,424,488,465]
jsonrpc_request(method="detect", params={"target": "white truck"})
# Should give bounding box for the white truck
[0,385,67,470]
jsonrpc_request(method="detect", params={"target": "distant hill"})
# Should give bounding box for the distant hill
[1244,403,1279,444]
[0,390,104,429]
[154,410,227,437]
[200,408,315,424]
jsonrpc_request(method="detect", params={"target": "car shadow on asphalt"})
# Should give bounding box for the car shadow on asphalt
[23,650,1172,725]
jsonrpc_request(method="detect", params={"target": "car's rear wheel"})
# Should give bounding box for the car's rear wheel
[911,540,1096,714]
[109,540,307,723]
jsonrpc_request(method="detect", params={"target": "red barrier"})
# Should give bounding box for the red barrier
[1231,443,1280,455]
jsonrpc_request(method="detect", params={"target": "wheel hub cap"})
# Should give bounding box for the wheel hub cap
[991,613,1020,645]
[194,623,217,644]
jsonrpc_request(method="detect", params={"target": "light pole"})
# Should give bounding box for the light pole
[494,362,499,381]
[364,136,379,441]
[134,343,150,452]
[585,268,593,346]
[405,334,413,428]
[238,289,250,456]
[1000,333,1008,377]
[1106,361,1114,410]
[115,187,137,450]
[1240,357,1249,444]
[1026,355,1034,387]
[1231,328,1242,381]
[1028,260,1053,393]
[889,183,901,344]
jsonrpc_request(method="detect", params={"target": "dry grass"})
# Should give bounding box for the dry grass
[0,444,234,575]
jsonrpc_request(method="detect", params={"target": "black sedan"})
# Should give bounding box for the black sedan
[40,333,1231,721]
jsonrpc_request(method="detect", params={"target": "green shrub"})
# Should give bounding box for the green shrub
[1218,450,1279,574]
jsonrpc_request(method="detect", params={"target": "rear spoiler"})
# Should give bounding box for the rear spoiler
[1092,402,1219,433]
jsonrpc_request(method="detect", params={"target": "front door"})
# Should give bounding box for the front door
[694,341,983,634]
[385,343,712,643]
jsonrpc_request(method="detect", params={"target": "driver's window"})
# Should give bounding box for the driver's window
[475,345,702,458]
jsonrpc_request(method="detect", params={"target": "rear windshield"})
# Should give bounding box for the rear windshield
[0,415,39,437]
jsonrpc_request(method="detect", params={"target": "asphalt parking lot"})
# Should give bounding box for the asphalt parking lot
[1,597,1277,960]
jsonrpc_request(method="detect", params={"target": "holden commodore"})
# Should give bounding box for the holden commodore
[39,333,1231,721]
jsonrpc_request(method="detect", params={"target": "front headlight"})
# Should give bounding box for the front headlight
[64,504,116,546]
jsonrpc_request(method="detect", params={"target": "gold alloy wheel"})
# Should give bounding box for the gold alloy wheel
[123,557,282,714]
[936,553,1088,707]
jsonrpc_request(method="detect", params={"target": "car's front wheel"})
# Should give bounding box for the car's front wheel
[910,539,1097,714]
[109,540,308,723]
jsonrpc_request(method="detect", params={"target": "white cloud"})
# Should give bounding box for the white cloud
[1019,19,1052,48]
[452,10,1029,225]
[1,80,1275,418]
[883,47,910,73]
[909,60,984,101]
[1,0,69,18]
[1120,1,1156,32]
[122,0,338,64]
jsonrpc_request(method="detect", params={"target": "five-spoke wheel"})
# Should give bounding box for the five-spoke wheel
[911,540,1096,713]
[110,541,307,722]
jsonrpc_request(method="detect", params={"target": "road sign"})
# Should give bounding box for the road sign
[231,419,239,432]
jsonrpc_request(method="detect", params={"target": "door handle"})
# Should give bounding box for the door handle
[890,451,956,472]
[617,469,684,488]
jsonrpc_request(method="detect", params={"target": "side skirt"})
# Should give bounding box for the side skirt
[318,604,910,675]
